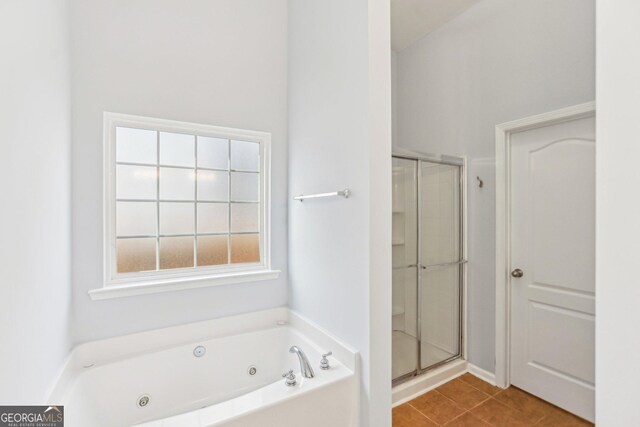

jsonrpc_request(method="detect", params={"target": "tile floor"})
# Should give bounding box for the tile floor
[392,373,594,426]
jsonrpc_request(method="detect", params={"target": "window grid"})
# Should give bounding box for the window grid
[155,130,160,270]
[226,137,232,264]
[115,160,260,174]
[115,129,260,273]
[193,134,198,268]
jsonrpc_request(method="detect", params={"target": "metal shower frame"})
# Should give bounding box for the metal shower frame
[391,150,467,386]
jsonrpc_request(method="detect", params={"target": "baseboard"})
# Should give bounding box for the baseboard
[467,363,497,386]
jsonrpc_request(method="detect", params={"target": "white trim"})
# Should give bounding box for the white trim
[494,101,596,388]
[98,112,274,299]
[89,268,280,300]
[467,363,497,386]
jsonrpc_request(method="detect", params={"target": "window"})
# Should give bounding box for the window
[92,113,277,300]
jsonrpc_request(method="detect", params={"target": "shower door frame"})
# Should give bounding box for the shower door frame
[392,150,467,386]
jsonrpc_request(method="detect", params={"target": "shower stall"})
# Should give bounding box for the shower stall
[392,152,465,384]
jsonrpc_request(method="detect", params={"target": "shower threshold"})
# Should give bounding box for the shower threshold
[392,358,468,406]
[392,352,462,388]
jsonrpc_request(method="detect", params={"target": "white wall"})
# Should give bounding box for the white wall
[595,1,640,424]
[392,50,398,144]
[288,0,391,425]
[395,0,595,372]
[368,0,393,422]
[0,0,72,403]
[70,0,288,344]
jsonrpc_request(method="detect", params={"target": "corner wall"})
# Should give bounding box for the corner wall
[0,0,72,403]
[394,0,595,372]
[595,1,640,424]
[288,0,392,424]
[69,0,289,344]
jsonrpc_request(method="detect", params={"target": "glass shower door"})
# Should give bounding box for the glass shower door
[419,161,462,370]
[391,157,419,380]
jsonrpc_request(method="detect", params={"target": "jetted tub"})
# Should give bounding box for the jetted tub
[50,308,358,426]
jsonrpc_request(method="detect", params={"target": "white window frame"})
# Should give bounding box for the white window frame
[89,112,278,300]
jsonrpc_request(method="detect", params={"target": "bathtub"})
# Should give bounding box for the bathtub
[50,308,358,427]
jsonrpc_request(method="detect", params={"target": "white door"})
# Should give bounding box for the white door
[509,114,595,421]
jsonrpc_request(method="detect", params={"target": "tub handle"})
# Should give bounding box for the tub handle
[320,351,333,370]
[282,369,297,387]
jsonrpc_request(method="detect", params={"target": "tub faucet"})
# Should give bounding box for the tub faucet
[289,346,315,378]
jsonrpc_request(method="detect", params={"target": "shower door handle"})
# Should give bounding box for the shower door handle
[422,260,467,271]
[392,264,420,270]
[395,261,467,271]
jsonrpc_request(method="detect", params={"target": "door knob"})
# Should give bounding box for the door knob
[511,268,524,278]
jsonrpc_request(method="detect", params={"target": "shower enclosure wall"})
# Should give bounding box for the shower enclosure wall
[392,153,465,384]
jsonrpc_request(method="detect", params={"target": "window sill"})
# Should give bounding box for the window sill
[88,269,281,301]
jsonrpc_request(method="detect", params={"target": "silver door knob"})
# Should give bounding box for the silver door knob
[511,268,524,278]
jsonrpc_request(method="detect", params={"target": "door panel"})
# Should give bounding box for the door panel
[421,265,460,369]
[392,158,419,380]
[510,115,595,421]
[530,140,595,293]
[420,161,461,370]
[421,162,461,266]
[528,301,595,384]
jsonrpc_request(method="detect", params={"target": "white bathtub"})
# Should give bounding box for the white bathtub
[50,308,358,427]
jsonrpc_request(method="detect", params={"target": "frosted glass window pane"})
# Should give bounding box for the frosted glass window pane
[159,168,195,200]
[197,235,228,266]
[117,238,156,273]
[230,234,260,263]
[197,203,228,234]
[230,140,259,171]
[197,170,228,201]
[116,127,157,165]
[198,137,228,170]
[160,236,194,269]
[116,202,156,236]
[160,202,194,235]
[230,172,259,202]
[116,164,157,200]
[231,203,259,232]
[160,132,195,167]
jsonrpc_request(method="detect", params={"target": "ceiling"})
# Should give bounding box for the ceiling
[391,0,482,51]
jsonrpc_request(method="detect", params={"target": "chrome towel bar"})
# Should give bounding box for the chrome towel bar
[293,189,351,202]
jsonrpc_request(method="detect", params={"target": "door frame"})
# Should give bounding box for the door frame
[494,101,596,388]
